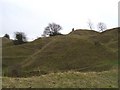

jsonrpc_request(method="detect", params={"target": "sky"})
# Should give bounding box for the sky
[0,0,119,41]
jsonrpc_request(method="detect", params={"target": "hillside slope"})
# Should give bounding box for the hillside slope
[2,37,53,74]
[2,37,13,47]
[2,27,119,76]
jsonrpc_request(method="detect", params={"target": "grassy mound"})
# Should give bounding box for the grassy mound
[2,28,119,77]
[69,29,99,36]
[2,37,53,74]
[2,37,14,47]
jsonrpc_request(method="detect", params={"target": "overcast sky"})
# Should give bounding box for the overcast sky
[0,0,119,41]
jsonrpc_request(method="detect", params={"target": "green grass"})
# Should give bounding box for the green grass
[2,37,53,74]
[2,28,119,77]
[2,37,14,47]
[20,34,117,75]
[2,27,119,88]
[2,68,118,88]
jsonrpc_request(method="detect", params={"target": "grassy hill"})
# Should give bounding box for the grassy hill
[2,27,119,77]
[2,27,119,88]
[2,37,53,74]
[20,35,116,75]
[2,37,14,47]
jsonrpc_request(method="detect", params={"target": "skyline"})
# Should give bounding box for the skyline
[0,0,119,41]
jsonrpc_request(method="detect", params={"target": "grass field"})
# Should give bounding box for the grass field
[2,68,118,88]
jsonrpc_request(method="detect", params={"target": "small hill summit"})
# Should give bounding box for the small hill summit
[69,29,99,36]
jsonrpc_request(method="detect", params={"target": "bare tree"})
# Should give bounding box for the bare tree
[43,23,62,36]
[97,22,107,32]
[87,19,94,30]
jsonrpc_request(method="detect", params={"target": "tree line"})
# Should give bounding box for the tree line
[87,20,107,31]
[3,22,107,45]
[4,32,27,45]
